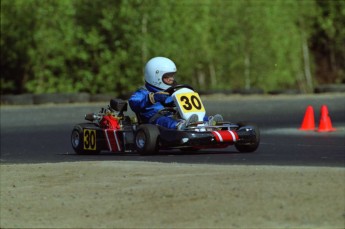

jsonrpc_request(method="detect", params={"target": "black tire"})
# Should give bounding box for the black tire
[235,122,260,153]
[71,125,100,155]
[135,124,160,155]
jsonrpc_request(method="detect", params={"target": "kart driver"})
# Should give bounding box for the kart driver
[128,56,223,130]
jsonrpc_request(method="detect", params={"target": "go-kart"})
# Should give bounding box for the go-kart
[71,85,260,155]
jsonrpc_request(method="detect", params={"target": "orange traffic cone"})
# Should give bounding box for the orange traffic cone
[317,105,336,132]
[299,105,315,131]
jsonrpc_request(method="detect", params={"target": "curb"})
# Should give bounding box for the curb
[1,94,34,105]
[1,84,345,105]
[314,84,345,93]
[1,93,94,105]
[90,94,114,103]
[33,93,70,104]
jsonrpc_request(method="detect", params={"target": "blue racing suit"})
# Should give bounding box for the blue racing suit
[128,83,179,129]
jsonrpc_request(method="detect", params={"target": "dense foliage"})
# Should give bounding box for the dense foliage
[1,0,344,96]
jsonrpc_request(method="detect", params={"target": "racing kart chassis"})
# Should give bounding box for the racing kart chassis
[71,95,260,155]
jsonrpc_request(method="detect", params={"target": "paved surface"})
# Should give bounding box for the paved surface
[1,93,344,166]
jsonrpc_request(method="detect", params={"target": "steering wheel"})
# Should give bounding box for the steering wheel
[164,84,194,95]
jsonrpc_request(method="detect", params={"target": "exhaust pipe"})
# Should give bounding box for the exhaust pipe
[85,113,100,121]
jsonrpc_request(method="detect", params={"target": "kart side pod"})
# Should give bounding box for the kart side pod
[211,130,239,143]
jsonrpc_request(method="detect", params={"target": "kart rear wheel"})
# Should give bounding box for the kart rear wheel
[135,124,160,155]
[71,125,100,155]
[235,122,260,153]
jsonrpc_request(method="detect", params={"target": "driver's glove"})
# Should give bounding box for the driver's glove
[149,92,174,106]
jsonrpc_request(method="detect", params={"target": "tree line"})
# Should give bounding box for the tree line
[1,0,344,96]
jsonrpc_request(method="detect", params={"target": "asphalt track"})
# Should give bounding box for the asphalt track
[1,94,344,167]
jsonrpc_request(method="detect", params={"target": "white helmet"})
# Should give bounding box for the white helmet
[144,57,177,90]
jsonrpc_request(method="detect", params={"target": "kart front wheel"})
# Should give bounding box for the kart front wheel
[135,124,160,155]
[235,122,260,153]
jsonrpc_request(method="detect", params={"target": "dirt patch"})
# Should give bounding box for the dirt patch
[1,161,344,228]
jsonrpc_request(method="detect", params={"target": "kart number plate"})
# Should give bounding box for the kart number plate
[175,92,205,113]
[84,129,96,150]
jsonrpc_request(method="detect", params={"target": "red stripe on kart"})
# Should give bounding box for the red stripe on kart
[212,130,238,143]
[104,130,122,152]
[228,131,238,142]
[213,131,222,142]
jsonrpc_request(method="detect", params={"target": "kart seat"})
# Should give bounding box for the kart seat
[110,98,127,116]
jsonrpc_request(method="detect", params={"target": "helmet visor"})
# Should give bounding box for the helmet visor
[162,73,176,86]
